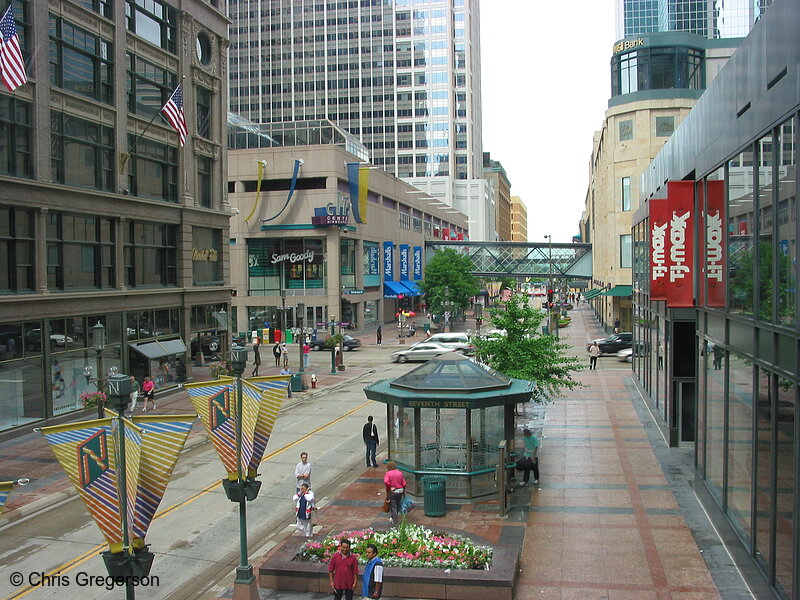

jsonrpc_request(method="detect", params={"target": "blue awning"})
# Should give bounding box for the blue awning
[384,280,410,299]
[403,281,422,296]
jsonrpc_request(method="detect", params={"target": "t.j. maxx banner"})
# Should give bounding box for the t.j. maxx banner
[650,181,694,307]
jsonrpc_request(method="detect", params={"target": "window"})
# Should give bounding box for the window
[0,206,34,293]
[127,53,177,120]
[621,176,631,211]
[51,112,114,192]
[620,234,632,268]
[127,135,177,202]
[197,156,212,208]
[399,213,411,230]
[619,119,633,141]
[124,220,177,287]
[46,212,115,290]
[125,0,176,53]
[192,227,222,286]
[656,116,675,137]
[0,96,31,177]
[49,16,114,104]
[75,0,112,18]
[196,86,211,139]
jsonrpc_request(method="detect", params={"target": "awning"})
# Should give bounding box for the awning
[600,285,633,297]
[403,280,422,296]
[384,281,411,299]
[584,289,602,299]
[130,338,187,360]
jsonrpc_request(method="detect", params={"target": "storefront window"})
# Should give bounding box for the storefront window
[754,370,773,574]
[757,132,774,321]
[363,300,378,325]
[192,227,223,286]
[340,238,356,289]
[0,356,43,431]
[774,380,796,598]
[248,238,325,294]
[706,341,726,503]
[776,117,796,327]
[728,147,755,315]
[727,351,754,540]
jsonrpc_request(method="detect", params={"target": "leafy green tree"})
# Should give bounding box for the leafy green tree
[420,248,480,314]
[471,294,583,402]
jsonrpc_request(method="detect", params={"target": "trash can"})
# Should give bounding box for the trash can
[290,374,303,392]
[421,475,447,517]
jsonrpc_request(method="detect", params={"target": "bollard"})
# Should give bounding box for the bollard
[310,373,317,389]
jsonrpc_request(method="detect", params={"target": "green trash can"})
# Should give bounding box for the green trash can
[290,374,303,392]
[421,475,447,517]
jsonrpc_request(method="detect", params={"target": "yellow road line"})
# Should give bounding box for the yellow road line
[5,399,371,600]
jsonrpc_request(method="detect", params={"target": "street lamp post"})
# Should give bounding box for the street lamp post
[544,235,558,339]
[101,373,152,600]
[224,345,261,600]
[329,316,337,375]
[93,321,106,419]
[297,302,306,388]
[279,289,287,342]
[443,286,451,333]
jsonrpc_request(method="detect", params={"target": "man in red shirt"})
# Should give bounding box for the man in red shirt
[328,538,358,600]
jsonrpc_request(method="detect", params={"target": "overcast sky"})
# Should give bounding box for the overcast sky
[480,0,617,244]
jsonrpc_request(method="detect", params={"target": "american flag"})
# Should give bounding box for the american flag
[161,84,188,147]
[0,4,26,92]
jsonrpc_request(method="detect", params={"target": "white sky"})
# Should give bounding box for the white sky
[480,0,617,244]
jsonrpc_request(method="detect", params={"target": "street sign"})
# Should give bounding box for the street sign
[344,289,364,294]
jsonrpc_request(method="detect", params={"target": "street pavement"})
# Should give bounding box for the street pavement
[0,305,766,599]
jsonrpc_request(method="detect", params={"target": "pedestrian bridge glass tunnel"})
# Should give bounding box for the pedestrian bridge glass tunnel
[364,354,534,499]
[426,241,592,280]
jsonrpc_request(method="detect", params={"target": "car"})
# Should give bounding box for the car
[310,334,362,351]
[425,332,476,355]
[588,332,633,355]
[390,341,456,363]
[24,329,74,351]
[191,333,222,357]
[617,347,633,362]
[231,333,247,346]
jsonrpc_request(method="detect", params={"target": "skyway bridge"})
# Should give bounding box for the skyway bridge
[426,241,592,280]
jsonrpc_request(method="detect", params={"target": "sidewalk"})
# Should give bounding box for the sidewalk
[241,303,752,600]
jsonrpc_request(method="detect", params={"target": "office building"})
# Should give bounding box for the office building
[0,0,231,434]
[482,152,511,241]
[227,0,496,238]
[631,2,798,596]
[510,196,527,242]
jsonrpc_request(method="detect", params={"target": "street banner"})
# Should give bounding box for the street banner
[399,244,410,280]
[0,480,13,513]
[665,181,695,307]
[649,198,669,301]
[261,158,303,222]
[241,375,289,474]
[705,180,725,307]
[346,162,369,224]
[383,241,393,281]
[41,419,124,548]
[186,381,238,474]
[413,246,422,280]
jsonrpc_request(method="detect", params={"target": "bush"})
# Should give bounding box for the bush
[324,334,344,349]
[209,360,235,378]
[80,391,107,409]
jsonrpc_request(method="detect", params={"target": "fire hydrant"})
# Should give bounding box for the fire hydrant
[310,373,317,389]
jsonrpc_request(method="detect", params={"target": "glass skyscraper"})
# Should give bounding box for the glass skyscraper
[616,0,773,40]
[227,0,483,182]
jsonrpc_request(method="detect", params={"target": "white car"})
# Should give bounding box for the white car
[391,342,456,363]
[616,347,633,362]
[425,332,476,355]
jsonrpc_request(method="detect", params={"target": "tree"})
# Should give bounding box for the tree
[420,248,480,315]
[471,294,583,402]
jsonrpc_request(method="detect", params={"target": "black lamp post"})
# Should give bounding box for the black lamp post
[329,316,337,375]
[443,286,451,333]
[279,289,287,342]
[222,345,261,599]
[101,373,153,600]
[93,322,106,418]
[297,302,305,382]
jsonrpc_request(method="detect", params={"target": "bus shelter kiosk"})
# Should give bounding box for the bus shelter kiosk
[364,354,534,499]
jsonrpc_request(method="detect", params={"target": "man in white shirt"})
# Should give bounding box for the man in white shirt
[294,452,311,493]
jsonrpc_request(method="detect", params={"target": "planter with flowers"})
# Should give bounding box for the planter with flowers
[80,390,107,410]
[259,520,517,599]
[208,360,235,379]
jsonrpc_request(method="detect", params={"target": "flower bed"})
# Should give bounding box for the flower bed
[295,522,492,570]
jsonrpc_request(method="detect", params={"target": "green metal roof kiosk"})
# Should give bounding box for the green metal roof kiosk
[364,353,534,499]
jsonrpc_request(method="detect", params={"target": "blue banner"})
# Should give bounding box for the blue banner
[261,159,302,222]
[367,244,379,275]
[383,242,393,281]
[399,244,410,281]
[413,246,422,280]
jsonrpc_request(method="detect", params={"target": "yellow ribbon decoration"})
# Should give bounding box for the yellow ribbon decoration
[243,160,267,223]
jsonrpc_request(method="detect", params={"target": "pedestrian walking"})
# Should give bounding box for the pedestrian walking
[273,341,281,367]
[141,377,156,411]
[383,461,406,526]
[363,416,379,467]
[129,376,141,414]
[293,483,315,537]
[328,538,359,600]
[361,543,384,599]
[518,428,540,486]
[376,326,382,345]
[614,318,620,333]
[303,342,311,368]
[294,452,311,492]
[409,322,416,337]
[712,343,723,370]
[251,341,261,377]
[280,341,288,369]
[588,341,600,370]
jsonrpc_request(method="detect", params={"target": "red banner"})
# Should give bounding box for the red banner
[649,198,670,301]
[649,182,695,306]
[665,181,694,307]
[705,180,725,307]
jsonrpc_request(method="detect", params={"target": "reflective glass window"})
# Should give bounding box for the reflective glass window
[728,146,755,315]
[774,381,795,597]
[51,112,114,192]
[754,370,772,574]
[757,132,774,321]
[49,16,114,104]
[727,351,754,540]
[0,95,32,177]
[706,342,725,502]
[776,118,796,327]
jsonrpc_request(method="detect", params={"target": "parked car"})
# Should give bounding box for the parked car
[191,333,222,357]
[390,341,455,363]
[25,329,74,351]
[588,332,633,355]
[425,333,476,355]
[617,340,646,362]
[310,334,362,351]
[231,333,247,346]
